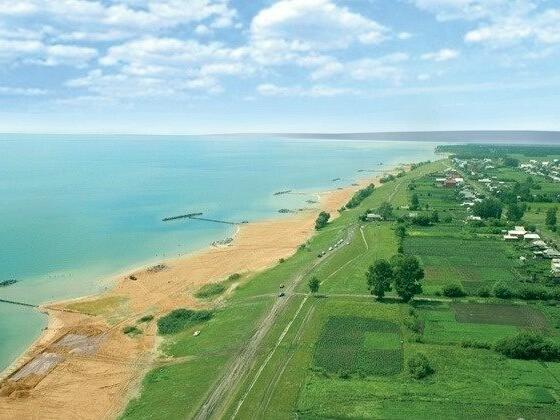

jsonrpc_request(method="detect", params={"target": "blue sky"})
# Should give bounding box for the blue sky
[0,0,559,134]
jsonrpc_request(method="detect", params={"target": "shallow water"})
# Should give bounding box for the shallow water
[0,135,439,370]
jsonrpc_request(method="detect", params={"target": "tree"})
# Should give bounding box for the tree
[410,193,420,211]
[308,276,320,294]
[408,353,434,379]
[495,332,560,361]
[395,224,407,240]
[503,157,519,167]
[506,202,525,222]
[391,255,424,302]
[315,211,330,230]
[377,202,394,220]
[546,207,557,229]
[472,198,503,219]
[366,259,393,299]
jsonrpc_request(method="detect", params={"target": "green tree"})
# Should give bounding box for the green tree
[472,198,503,219]
[395,224,407,240]
[391,254,424,302]
[546,207,557,229]
[308,276,320,294]
[315,211,331,230]
[408,353,434,379]
[366,259,393,299]
[377,202,394,220]
[503,157,519,167]
[410,193,420,211]
[506,202,525,222]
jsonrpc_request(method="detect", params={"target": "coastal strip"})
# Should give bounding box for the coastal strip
[0,166,402,420]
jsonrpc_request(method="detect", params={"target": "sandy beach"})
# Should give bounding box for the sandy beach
[0,173,389,419]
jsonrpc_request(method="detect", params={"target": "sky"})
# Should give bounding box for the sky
[0,0,559,134]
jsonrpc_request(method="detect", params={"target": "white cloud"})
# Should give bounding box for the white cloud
[257,83,356,97]
[421,48,459,61]
[0,86,48,96]
[0,38,97,67]
[410,0,532,21]
[310,53,409,83]
[465,9,560,45]
[67,36,249,98]
[250,0,389,64]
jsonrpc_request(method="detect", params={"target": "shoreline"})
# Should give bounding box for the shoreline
[0,167,400,419]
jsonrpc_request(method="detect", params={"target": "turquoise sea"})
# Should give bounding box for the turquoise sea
[0,135,439,371]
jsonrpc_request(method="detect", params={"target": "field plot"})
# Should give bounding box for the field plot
[417,303,518,345]
[453,303,549,329]
[405,236,518,293]
[314,316,402,376]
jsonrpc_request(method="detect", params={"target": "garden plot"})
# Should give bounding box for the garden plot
[453,303,549,329]
[313,317,402,376]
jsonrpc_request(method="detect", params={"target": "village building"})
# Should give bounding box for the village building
[366,213,383,221]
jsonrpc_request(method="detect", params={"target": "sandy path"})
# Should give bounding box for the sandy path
[0,173,390,420]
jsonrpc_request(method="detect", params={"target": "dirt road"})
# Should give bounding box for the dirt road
[193,227,355,420]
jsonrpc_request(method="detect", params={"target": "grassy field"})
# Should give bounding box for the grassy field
[122,156,560,420]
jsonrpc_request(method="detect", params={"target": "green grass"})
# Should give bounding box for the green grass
[124,158,560,420]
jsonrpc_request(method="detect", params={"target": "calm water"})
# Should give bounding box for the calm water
[0,135,439,370]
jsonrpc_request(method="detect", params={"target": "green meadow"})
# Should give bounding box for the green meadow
[123,155,560,420]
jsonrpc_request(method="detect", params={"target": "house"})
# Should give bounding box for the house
[532,240,548,249]
[366,213,383,221]
[552,259,560,276]
[479,178,492,184]
[444,178,458,188]
[503,234,519,241]
[524,233,541,240]
[544,248,560,259]
[461,202,475,207]
[507,226,526,238]
[467,215,482,221]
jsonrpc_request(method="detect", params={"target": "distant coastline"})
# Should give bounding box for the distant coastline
[2,130,559,144]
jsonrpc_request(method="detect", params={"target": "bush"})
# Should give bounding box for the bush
[123,325,141,335]
[346,184,375,208]
[477,286,491,298]
[315,211,331,230]
[228,273,242,281]
[408,353,434,379]
[195,283,227,299]
[461,340,491,349]
[138,315,154,323]
[442,283,466,298]
[493,282,514,299]
[517,286,552,301]
[495,332,560,361]
[157,309,213,335]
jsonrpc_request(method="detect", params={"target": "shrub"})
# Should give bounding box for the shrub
[493,282,514,299]
[442,283,466,298]
[477,286,491,298]
[138,315,154,323]
[227,273,242,281]
[408,353,434,379]
[346,184,375,208]
[315,211,331,230]
[495,332,560,361]
[195,283,227,299]
[123,325,141,335]
[157,309,213,335]
[461,340,491,350]
[517,286,551,301]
